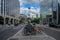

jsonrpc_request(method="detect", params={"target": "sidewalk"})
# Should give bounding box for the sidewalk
[7,27,56,40]
[40,24,60,32]
[0,24,10,31]
[0,24,23,30]
[0,24,23,32]
[40,24,60,40]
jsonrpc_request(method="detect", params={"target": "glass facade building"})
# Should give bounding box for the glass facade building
[40,0,60,24]
[0,0,1,14]
[58,0,60,24]
[5,0,20,17]
[40,0,52,24]
[0,0,20,17]
[52,0,58,24]
[1,0,3,14]
[52,0,60,24]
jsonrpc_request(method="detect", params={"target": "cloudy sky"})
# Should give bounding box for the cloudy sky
[0,0,59,18]
[19,0,59,18]
[19,0,40,8]
[19,0,40,17]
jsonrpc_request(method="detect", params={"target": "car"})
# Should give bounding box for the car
[14,23,19,26]
[32,22,36,25]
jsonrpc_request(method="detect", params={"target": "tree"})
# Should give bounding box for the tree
[31,18,40,24]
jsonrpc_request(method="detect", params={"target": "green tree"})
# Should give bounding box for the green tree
[31,18,40,24]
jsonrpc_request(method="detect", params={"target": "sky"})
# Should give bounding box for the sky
[0,0,60,18]
[19,0,40,8]
[19,0,60,18]
[19,0,40,17]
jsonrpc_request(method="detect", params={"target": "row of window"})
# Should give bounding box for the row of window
[0,0,20,18]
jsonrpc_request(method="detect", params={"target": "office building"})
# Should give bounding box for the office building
[0,0,20,25]
[52,0,60,25]
[48,0,60,28]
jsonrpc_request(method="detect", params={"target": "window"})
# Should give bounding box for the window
[1,0,3,14]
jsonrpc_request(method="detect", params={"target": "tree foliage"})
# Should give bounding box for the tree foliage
[31,18,40,24]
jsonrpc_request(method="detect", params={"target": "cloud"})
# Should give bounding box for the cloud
[20,7,40,18]
[20,7,28,14]
[58,0,60,3]
[19,0,40,8]
[22,0,40,4]
[19,0,40,18]
[20,7,40,14]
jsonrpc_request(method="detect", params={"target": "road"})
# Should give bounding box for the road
[0,23,59,40]
[0,24,26,40]
[7,25,56,40]
[40,24,60,40]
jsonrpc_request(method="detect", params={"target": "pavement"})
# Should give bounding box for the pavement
[39,24,60,40]
[0,24,10,31]
[7,26,56,40]
[0,24,26,40]
[40,24,60,31]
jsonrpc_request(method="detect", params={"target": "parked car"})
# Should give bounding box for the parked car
[14,23,19,26]
[49,22,58,28]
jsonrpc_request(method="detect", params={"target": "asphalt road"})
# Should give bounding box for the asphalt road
[40,25,60,40]
[0,24,26,40]
[7,25,56,40]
